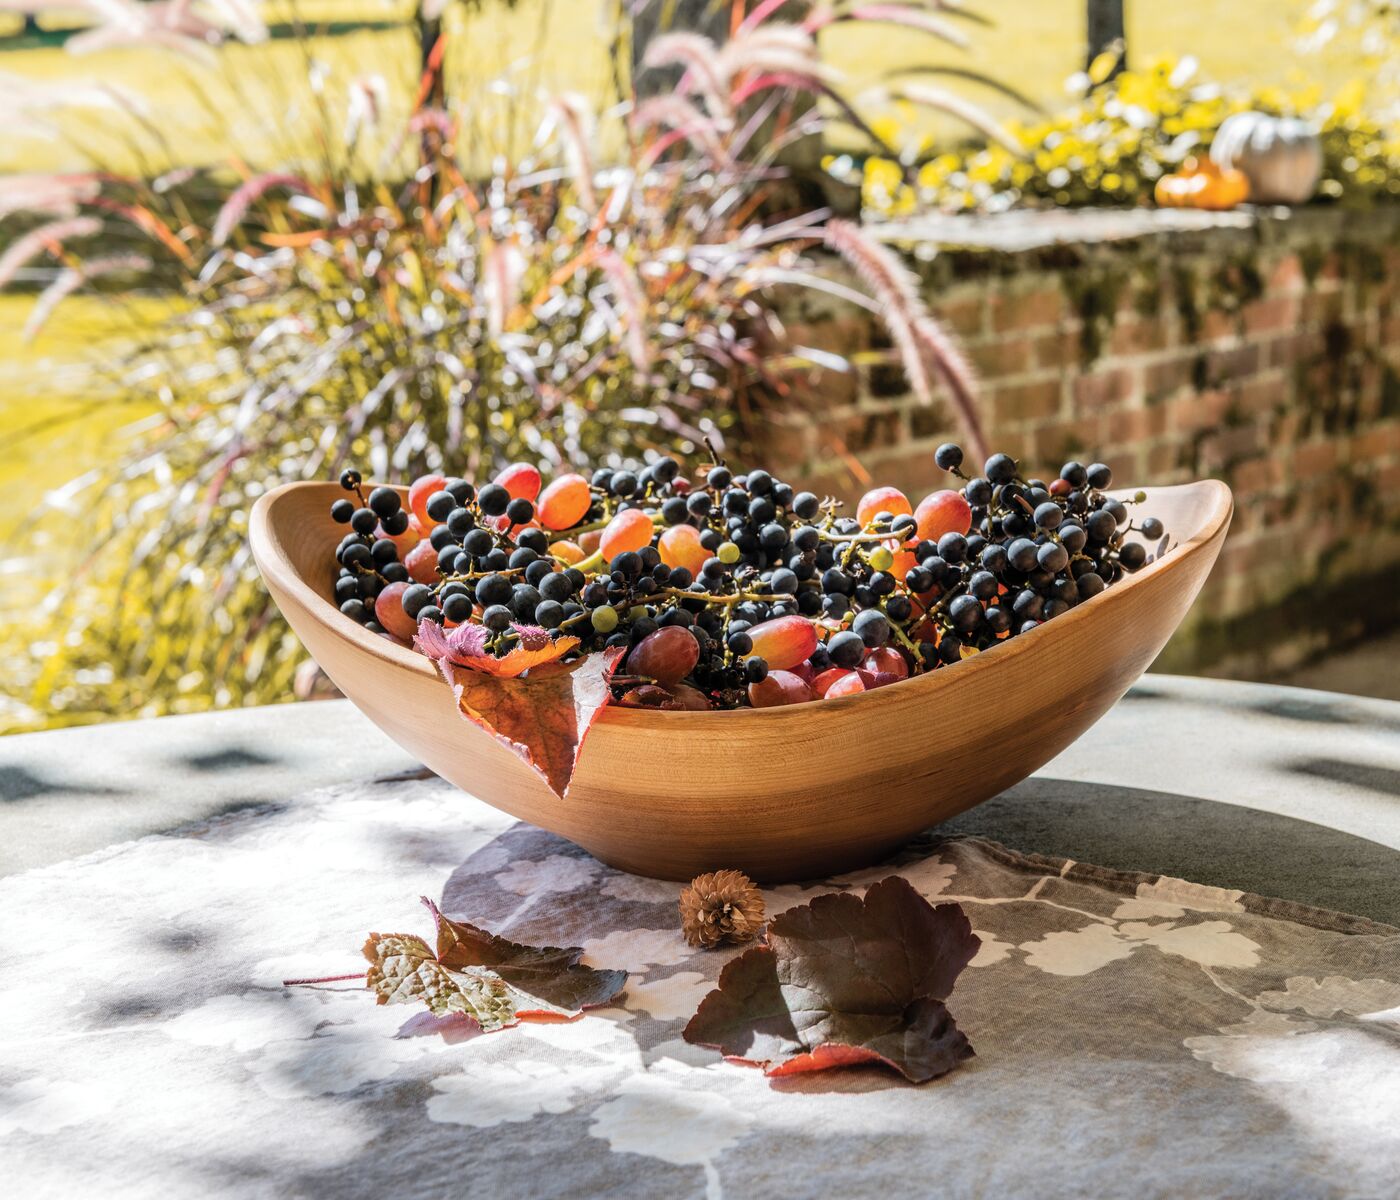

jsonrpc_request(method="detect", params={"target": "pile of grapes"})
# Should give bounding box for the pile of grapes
[326,444,1166,710]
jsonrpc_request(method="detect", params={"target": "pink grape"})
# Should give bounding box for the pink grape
[404,540,439,584]
[537,473,591,531]
[496,462,542,501]
[747,670,816,708]
[746,615,817,672]
[599,508,653,559]
[915,490,972,542]
[658,524,709,576]
[857,486,911,528]
[408,474,445,528]
[824,671,867,698]
[863,646,909,680]
[374,581,418,641]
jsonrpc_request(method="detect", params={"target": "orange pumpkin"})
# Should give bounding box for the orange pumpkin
[1154,156,1250,211]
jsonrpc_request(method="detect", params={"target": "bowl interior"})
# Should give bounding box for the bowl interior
[253,478,1233,716]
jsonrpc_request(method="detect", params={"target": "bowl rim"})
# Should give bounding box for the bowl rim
[251,477,1233,726]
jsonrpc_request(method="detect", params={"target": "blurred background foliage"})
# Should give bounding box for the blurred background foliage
[1,0,1396,733]
[856,54,1400,216]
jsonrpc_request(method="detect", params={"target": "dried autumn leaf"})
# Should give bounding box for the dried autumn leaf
[424,897,627,1016]
[438,646,625,798]
[363,897,626,1029]
[415,618,580,678]
[683,876,979,1083]
[363,932,518,1030]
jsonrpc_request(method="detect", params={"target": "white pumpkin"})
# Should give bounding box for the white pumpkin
[1210,112,1322,205]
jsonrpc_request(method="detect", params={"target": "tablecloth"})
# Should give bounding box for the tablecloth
[2,770,1398,1199]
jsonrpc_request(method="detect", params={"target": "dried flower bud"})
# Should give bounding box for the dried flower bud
[679,869,766,949]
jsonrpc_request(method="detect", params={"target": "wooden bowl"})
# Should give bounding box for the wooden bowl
[251,479,1232,882]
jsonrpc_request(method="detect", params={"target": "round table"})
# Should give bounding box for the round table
[3,675,1398,1200]
[4,675,1398,922]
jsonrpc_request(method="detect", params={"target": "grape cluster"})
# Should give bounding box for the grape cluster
[325,443,1166,710]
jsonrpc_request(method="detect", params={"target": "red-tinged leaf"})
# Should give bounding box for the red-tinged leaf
[683,877,979,1084]
[361,897,626,1031]
[441,646,625,798]
[416,619,580,678]
[424,897,627,1016]
[762,998,969,1081]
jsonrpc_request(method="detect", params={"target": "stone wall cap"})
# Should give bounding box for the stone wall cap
[867,205,1365,254]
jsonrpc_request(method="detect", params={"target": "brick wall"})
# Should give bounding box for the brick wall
[763,207,1400,677]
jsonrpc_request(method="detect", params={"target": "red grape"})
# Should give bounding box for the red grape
[857,486,912,528]
[374,581,418,641]
[915,490,972,542]
[746,615,817,672]
[863,646,909,679]
[747,670,815,707]
[496,462,542,501]
[408,474,446,528]
[668,683,712,710]
[658,524,709,576]
[627,626,700,683]
[600,508,653,559]
[811,667,852,697]
[537,473,591,531]
[824,671,867,698]
[404,540,439,584]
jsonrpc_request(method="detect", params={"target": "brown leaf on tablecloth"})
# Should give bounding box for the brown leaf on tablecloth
[363,897,626,1030]
[424,897,627,1016]
[683,877,979,1083]
[438,646,625,798]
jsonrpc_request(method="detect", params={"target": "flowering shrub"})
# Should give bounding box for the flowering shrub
[855,55,1400,217]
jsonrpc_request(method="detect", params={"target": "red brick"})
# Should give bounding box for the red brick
[1267,253,1305,295]
[992,379,1062,424]
[1238,375,1285,416]
[1231,457,1280,495]
[1144,355,1194,399]
[1242,295,1301,337]
[1145,441,1187,480]
[1032,331,1077,371]
[1110,318,1171,356]
[1353,424,1400,461]
[967,336,1032,378]
[1073,367,1136,410]
[990,287,1064,333]
[1169,388,1229,433]
[1302,292,1344,326]
[1205,343,1263,386]
[1293,439,1338,481]
[1198,310,1238,343]
[935,297,986,339]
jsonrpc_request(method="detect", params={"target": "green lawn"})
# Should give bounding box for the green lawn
[1,0,1369,175]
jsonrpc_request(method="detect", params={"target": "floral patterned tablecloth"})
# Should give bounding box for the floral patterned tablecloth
[2,771,1398,1200]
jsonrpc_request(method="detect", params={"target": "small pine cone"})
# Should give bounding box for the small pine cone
[679,869,766,949]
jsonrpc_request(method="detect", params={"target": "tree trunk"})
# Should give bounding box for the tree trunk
[1086,0,1126,74]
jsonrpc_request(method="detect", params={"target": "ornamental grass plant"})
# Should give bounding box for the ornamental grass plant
[0,0,1001,731]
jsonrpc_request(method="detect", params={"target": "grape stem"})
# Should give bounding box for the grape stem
[283,973,364,987]
[657,587,795,607]
[820,528,904,545]
[441,566,525,585]
[888,620,922,658]
[572,549,606,573]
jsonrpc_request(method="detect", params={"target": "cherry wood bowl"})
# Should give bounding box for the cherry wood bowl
[251,479,1232,882]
